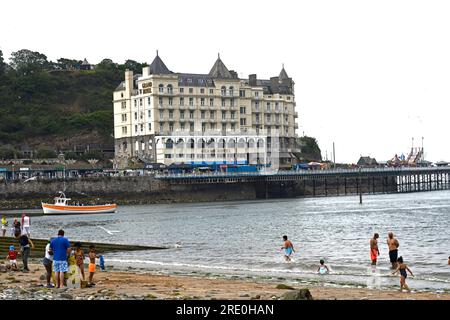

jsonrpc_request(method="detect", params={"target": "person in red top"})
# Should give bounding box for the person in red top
[6,245,19,271]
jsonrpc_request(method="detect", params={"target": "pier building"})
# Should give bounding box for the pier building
[113,53,300,169]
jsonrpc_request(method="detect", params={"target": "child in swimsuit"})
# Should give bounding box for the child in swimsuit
[317,259,329,275]
[392,256,414,292]
[281,235,295,262]
[74,242,85,281]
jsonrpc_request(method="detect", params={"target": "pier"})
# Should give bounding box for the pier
[155,167,450,198]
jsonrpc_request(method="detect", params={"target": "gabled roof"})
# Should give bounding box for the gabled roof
[81,58,90,65]
[208,54,232,79]
[279,64,289,81]
[149,52,171,75]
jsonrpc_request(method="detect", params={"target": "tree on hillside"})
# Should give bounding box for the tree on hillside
[96,58,117,71]
[10,49,50,75]
[57,58,82,70]
[0,49,5,75]
[120,59,147,74]
[297,136,322,161]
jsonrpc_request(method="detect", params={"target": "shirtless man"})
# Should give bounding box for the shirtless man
[281,235,295,262]
[387,232,400,269]
[370,233,380,265]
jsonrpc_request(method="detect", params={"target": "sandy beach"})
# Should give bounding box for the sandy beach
[0,262,448,300]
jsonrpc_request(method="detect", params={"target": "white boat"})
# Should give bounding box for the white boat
[42,192,117,215]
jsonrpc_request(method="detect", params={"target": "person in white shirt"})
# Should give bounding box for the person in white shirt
[42,238,54,288]
[21,213,31,237]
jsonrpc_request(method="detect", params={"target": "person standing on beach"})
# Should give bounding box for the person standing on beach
[50,229,71,288]
[43,238,54,288]
[281,235,295,262]
[88,245,100,286]
[370,233,380,265]
[21,213,31,237]
[74,242,86,282]
[387,232,400,269]
[19,233,34,272]
[1,215,8,237]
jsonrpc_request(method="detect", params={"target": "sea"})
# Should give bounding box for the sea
[27,190,450,293]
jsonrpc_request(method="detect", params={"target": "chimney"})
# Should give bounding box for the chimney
[142,66,150,77]
[125,69,134,94]
[249,74,257,86]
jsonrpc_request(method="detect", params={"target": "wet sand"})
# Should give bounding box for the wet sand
[0,262,448,300]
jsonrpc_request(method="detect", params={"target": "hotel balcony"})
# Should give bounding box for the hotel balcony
[294,112,298,118]
[188,105,196,110]
[179,105,187,110]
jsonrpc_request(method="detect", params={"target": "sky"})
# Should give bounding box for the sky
[1,0,449,163]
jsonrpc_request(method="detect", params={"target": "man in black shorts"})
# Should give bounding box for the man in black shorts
[387,232,399,269]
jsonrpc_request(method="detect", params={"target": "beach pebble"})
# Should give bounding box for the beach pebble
[39,275,46,281]
[59,293,74,300]
[239,294,250,297]
[280,289,313,300]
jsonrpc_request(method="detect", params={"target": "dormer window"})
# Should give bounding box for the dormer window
[158,84,164,93]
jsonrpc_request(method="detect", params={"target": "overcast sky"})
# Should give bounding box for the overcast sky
[1,0,449,163]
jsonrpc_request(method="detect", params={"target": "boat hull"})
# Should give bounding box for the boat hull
[42,203,117,215]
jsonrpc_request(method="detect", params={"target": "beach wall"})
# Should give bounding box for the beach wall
[0,176,257,209]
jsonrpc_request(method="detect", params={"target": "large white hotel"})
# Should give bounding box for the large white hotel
[113,53,301,169]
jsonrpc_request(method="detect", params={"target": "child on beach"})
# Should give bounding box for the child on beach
[1,215,8,237]
[88,245,100,287]
[392,256,414,292]
[317,259,329,275]
[74,242,85,281]
[6,245,19,271]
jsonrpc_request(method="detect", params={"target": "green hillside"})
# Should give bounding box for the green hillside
[0,49,145,158]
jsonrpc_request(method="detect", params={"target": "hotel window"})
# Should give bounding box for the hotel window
[209,98,214,107]
[189,88,193,94]
[180,111,185,119]
[200,88,205,94]
[140,112,143,120]
[275,102,279,110]
[168,97,173,106]
[231,123,235,130]
[122,127,127,134]
[121,114,127,122]
[121,101,126,109]
[239,90,245,97]
[202,123,206,132]
[240,118,247,126]
[134,112,137,120]
[159,110,164,119]
[255,101,259,109]
[211,123,216,130]
[180,97,184,106]
[210,111,215,119]
[167,85,173,94]
[180,123,185,130]
[189,111,194,119]
[221,99,225,107]
[255,91,259,98]
[190,123,194,131]
[140,124,143,132]
[135,125,138,133]
[169,123,174,131]
[201,111,205,119]
[221,111,226,119]
[148,110,151,118]
[221,86,226,96]
[147,97,151,105]
[169,111,173,119]
[209,89,214,94]
[159,123,164,131]
[231,111,236,119]
[200,98,205,106]
[287,96,291,100]
[189,98,193,106]
[222,123,227,131]
[230,99,235,107]
[229,87,234,96]
[159,97,163,106]
[139,99,143,106]
[121,93,124,98]
[180,87,184,93]
[240,107,246,114]
[148,123,152,131]
[266,115,271,122]
[134,100,137,107]
[159,84,164,93]
[266,103,270,111]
